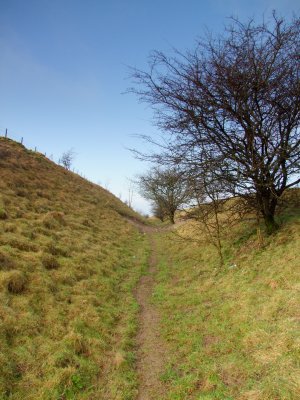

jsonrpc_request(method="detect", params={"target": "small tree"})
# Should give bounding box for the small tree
[151,201,166,222]
[188,165,249,266]
[59,149,75,170]
[186,163,226,266]
[138,167,191,224]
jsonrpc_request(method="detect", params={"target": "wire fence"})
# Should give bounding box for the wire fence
[0,126,89,180]
[0,125,145,211]
[0,126,48,155]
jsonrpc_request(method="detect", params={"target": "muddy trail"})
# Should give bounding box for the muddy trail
[135,231,168,400]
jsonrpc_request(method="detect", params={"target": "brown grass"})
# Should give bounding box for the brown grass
[0,137,148,399]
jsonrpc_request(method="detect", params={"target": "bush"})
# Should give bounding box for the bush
[0,208,8,220]
[82,219,93,227]
[42,255,60,270]
[47,242,69,257]
[2,270,27,294]
[0,251,16,271]
[65,332,90,356]
[53,349,76,368]
[15,210,25,218]
[43,212,66,229]
[8,239,38,252]
[0,148,11,160]
[4,224,17,233]
[16,188,28,198]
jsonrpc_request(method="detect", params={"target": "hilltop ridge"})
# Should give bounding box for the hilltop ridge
[0,137,143,222]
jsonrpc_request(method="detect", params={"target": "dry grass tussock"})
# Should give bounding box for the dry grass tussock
[0,138,148,399]
[153,195,300,399]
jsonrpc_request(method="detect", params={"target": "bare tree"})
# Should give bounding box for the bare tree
[151,202,166,222]
[131,13,300,233]
[138,167,191,224]
[59,149,75,170]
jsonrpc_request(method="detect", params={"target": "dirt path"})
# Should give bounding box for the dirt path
[135,231,168,400]
[125,218,186,399]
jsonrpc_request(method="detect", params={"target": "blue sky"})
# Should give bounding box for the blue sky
[0,0,299,213]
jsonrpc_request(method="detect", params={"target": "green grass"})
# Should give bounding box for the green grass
[0,138,149,399]
[152,214,300,399]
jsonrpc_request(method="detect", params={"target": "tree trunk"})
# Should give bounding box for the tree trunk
[263,212,279,234]
[169,215,175,224]
[261,196,279,234]
[168,211,175,224]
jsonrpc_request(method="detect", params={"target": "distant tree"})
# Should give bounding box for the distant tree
[131,13,300,233]
[138,167,191,224]
[151,201,166,222]
[59,149,75,170]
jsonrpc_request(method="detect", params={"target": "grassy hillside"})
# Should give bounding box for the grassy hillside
[0,138,148,399]
[1,137,299,400]
[153,205,300,399]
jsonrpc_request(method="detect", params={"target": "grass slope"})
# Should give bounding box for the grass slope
[0,138,148,400]
[153,209,300,399]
